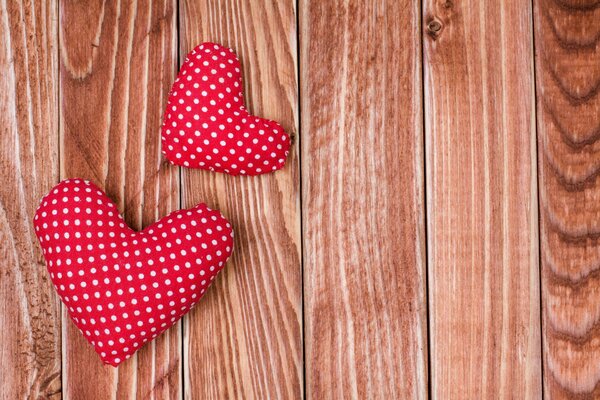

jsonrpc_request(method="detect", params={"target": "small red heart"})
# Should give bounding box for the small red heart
[33,179,234,366]
[161,42,291,176]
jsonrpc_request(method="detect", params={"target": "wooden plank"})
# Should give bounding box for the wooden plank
[423,0,542,398]
[301,0,428,398]
[533,0,600,397]
[0,1,61,398]
[59,1,180,398]
[179,1,302,399]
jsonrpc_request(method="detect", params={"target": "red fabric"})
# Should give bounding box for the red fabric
[33,179,234,366]
[161,42,291,176]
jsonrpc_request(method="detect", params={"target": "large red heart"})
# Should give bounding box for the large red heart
[33,179,234,366]
[161,42,291,176]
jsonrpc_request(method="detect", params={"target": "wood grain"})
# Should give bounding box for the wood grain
[300,0,428,398]
[0,1,61,398]
[534,0,600,397]
[5,0,600,397]
[59,1,180,398]
[423,0,542,398]
[179,1,302,399]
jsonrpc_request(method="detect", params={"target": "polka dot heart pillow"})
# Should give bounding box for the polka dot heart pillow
[161,42,291,176]
[33,179,234,366]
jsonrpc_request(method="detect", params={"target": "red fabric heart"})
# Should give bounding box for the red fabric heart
[33,179,234,366]
[161,42,291,176]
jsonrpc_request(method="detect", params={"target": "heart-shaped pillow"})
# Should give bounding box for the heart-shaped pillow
[161,42,291,176]
[33,179,234,366]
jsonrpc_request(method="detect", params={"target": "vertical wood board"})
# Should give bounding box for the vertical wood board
[59,1,180,398]
[534,0,600,397]
[423,0,542,398]
[180,1,302,399]
[0,1,61,398]
[301,0,428,398]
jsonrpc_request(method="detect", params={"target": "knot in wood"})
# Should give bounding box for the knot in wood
[426,18,444,39]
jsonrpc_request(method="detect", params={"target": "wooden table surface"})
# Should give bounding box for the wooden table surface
[1,0,598,399]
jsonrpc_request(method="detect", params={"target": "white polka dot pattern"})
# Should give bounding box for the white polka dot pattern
[33,179,234,366]
[161,42,291,176]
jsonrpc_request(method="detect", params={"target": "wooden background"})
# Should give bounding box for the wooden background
[1,0,598,398]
